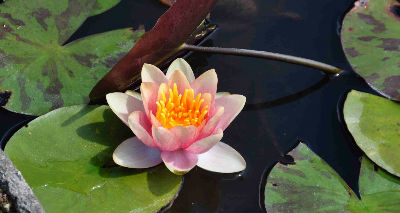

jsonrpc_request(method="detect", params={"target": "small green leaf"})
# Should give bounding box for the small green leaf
[341,0,400,101]
[344,90,400,177]
[264,143,400,213]
[5,105,182,213]
[0,0,143,115]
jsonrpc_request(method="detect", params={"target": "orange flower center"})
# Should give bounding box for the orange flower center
[156,83,210,129]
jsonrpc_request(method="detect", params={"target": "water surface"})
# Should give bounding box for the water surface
[0,0,379,212]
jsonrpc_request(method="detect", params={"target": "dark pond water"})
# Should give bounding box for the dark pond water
[0,0,383,212]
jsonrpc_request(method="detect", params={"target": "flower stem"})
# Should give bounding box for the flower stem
[182,44,342,74]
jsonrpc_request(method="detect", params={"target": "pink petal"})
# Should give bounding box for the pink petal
[201,93,212,110]
[168,70,191,94]
[128,111,157,148]
[141,63,168,85]
[161,150,198,175]
[185,129,223,154]
[149,112,162,127]
[199,106,224,138]
[166,58,195,83]
[197,142,246,173]
[214,95,246,131]
[113,137,162,168]
[169,125,198,148]
[106,92,144,126]
[140,82,158,118]
[152,126,180,151]
[191,69,217,102]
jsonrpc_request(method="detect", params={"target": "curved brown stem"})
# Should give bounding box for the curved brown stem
[182,44,342,74]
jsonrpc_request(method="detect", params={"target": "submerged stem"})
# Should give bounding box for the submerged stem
[182,44,342,74]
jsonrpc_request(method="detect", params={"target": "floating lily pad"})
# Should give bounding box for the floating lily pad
[0,0,143,115]
[344,90,400,177]
[5,105,182,213]
[264,143,400,213]
[341,0,400,101]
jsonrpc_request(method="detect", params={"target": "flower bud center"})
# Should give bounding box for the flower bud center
[156,83,209,129]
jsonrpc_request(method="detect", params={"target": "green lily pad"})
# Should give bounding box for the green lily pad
[265,143,400,213]
[0,0,143,115]
[341,0,400,101]
[4,105,182,213]
[343,90,400,177]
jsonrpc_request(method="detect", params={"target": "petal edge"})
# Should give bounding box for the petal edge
[197,142,246,173]
[128,111,157,148]
[141,63,168,85]
[113,137,162,168]
[106,92,144,126]
[191,69,218,103]
[161,150,198,175]
[214,95,246,131]
[186,129,223,154]
[166,58,195,83]
[152,126,180,151]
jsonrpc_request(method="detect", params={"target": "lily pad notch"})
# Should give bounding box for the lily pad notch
[264,142,400,213]
[0,0,143,115]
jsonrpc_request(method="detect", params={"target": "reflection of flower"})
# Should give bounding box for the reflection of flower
[107,58,246,175]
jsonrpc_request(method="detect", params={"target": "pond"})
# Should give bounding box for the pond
[0,0,392,212]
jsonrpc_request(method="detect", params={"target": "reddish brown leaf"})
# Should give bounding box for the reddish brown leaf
[89,0,217,101]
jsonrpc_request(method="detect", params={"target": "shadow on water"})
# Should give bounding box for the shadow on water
[0,0,386,212]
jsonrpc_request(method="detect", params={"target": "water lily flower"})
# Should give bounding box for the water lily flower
[106,58,246,175]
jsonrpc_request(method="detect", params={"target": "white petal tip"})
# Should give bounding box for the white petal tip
[125,90,142,100]
[105,92,145,126]
[215,92,231,99]
[235,94,247,103]
[167,58,195,83]
[113,137,162,168]
[175,58,187,64]
[197,142,246,173]
[105,92,122,103]
[142,63,154,68]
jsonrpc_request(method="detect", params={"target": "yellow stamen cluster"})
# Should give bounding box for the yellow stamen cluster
[156,83,209,129]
